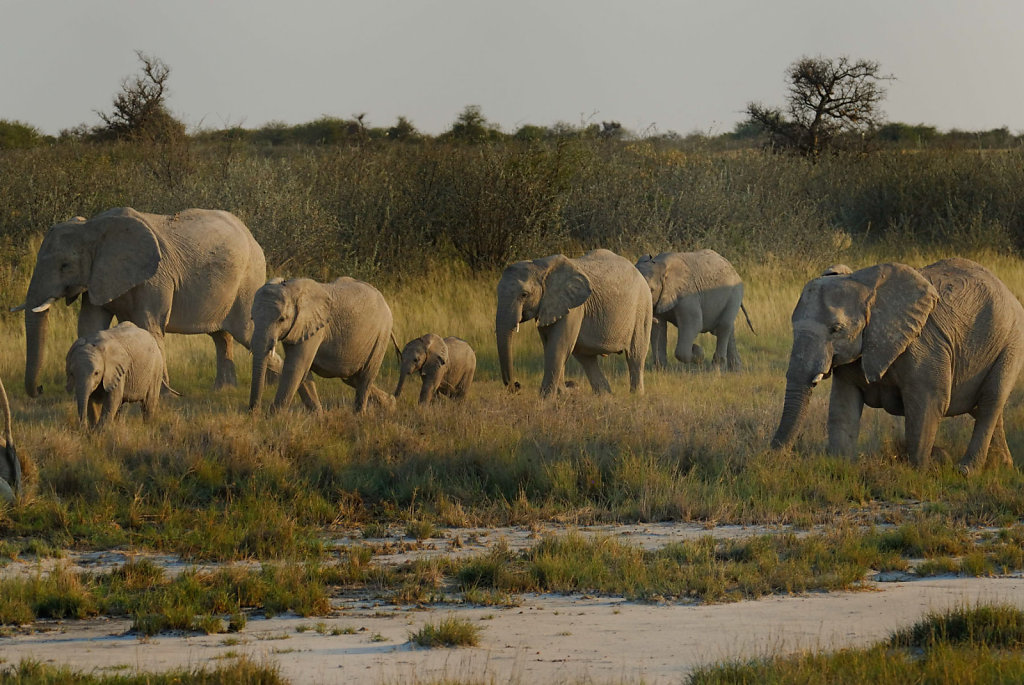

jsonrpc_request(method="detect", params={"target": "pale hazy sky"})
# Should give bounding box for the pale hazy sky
[4,0,1023,136]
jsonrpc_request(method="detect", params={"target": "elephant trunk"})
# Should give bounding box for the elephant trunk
[771,329,830,449]
[770,382,814,449]
[496,300,523,387]
[75,375,99,425]
[394,361,416,398]
[249,333,274,411]
[24,308,50,397]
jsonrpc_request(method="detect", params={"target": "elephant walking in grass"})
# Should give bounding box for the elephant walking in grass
[635,250,753,371]
[14,207,279,396]
[65,322,166,429]
[496,248,652,396]
[395,334,476,403]
[0,375,21,504]
[771,258,1024,474]
[249,277,397,414]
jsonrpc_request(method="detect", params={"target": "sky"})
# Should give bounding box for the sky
[3,0,1023,136]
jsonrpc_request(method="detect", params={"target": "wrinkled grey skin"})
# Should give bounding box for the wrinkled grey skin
[395,334,476,404]
[65,322,165,429]
[0,374,21,504]
[496,248,652,396]
[771,258,1024,474]
[15,207,280,397]
[635,250,753,371]
[249,277,397,414]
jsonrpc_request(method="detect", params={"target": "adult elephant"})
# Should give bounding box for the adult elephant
[249,277,397,413]
[14,207,275,395]
[771,258,1024,474]
[496,248,652,396]
[635,250,753,371]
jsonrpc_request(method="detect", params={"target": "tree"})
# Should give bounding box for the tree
[446,105,502,143]
[745,56,893,157]
[96,51,185,141]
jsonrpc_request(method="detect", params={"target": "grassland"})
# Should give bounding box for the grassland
[1,139,1024,674]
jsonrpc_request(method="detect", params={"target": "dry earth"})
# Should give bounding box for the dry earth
[2,523,1023,684]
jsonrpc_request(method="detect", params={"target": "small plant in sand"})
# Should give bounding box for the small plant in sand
[409,614,482,648]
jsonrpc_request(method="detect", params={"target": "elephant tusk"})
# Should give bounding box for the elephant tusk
[514,323,520,333]
[810,373,825,386]
[9,303,26,313]
[31,297,57,313]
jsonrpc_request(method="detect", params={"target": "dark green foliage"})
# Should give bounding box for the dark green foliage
[0,120,48,149]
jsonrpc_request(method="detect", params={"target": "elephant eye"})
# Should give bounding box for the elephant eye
[829,322,844,334]
[278,315,286,322]
[520,290,529,299]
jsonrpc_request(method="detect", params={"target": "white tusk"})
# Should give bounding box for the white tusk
[811,373,825,386]
[31,297,57,313]
[514,323,520,333]
[9,303,26,312]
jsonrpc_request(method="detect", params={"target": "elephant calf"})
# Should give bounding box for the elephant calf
[65,322,166,428]
[395,334,476,403]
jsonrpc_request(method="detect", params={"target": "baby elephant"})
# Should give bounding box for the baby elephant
[65,322,165,428]
[394,334,476,404]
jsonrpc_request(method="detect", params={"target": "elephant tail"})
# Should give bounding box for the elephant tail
[390,330,402,363]
[740,303,756,335]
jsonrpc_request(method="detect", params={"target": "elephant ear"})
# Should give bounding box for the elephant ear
[537,257,592,326]
[853,263,938,383]
[100,340,131,392]
[88,213,162,306]
[424,336,449,376]
[283,281,331,344]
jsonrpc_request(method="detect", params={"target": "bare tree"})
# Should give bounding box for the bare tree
[746,56,894,157]
[97,51,184,141]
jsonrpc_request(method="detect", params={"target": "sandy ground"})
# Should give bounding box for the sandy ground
[2,523,1022,683]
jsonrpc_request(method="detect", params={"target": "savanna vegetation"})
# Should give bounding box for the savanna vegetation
[1,58,1024,680]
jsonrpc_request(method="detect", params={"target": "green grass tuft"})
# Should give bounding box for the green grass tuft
[409,614,482,648]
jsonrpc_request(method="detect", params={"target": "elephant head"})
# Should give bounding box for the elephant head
[771,263,938,449]
[495,255,592,389]
[14,210,161,397]
[394,334,448,398]
[634,254,678,316]
[0,376,20,505]
[249,278,329,410]
[65,337,129,425]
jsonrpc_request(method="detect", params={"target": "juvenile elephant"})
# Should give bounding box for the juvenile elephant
[0,375,21,504]
[14,207,277,397]
[496,248,652,396]
[65,322,166,428]
[394,334,476,403]
[249,277,397,413]
[771,258,1024,474]
[635,250,753,371]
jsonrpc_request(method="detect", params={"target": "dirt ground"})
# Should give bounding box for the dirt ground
[2,523,1023,684]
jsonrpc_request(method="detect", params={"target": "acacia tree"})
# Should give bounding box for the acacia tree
[746,56,894,157]
[97,51,184,141]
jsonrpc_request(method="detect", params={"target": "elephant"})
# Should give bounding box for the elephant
[14,207,280,397]
[635,250,754,371]
[496,248,652,396]
[0,374,21,505]
[65,322,167,428]
[394,334,476,403]
[771,258,1024,474]
[249,277,398,413]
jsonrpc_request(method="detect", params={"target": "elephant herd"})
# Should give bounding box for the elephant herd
[0,206,1021,502]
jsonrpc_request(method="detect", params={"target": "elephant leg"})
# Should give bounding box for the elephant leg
[826,379,864,458]
[903,395,944,468]
[651,319,668,369]
[88,395,103,428]
[97,385,125,429]
[986,414,1014,469]
[960,363,1016,474]
[672,301,702,365]
[210,331,237,390]
[272,342,319,412]
[725,332,742,372]
[419,372,443,404]
[78,300,115,338]
[540,317,581,397]
[574,354,612,394]
[297,373,323,412]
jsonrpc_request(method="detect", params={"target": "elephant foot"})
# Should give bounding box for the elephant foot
[213,365,238,390]
[691,344,705,364]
